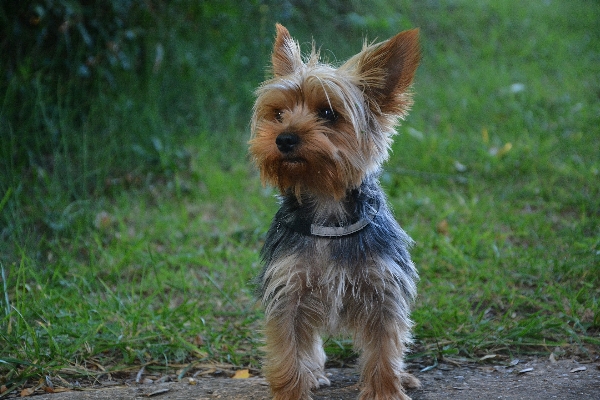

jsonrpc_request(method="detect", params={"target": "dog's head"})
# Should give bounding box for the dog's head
[250,24,420,201]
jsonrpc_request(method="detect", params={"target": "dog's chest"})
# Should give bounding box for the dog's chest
[299,237,358,295]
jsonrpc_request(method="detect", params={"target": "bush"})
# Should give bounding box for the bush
[0,0,416,261]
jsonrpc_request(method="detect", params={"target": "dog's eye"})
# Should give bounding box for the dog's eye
[317,108,337,123]
[274,110,284,122]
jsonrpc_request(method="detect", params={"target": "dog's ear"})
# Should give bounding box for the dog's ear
[271,23,303,77]
[349,29,421,115]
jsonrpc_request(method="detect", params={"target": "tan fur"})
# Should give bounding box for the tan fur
[250,24,421,400]
[262,251,419,399]
[250,25,420,203]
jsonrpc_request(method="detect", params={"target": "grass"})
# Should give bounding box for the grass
[1,0,599,395]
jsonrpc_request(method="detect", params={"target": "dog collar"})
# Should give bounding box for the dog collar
[276,197,380,237]
[309,209,377,236]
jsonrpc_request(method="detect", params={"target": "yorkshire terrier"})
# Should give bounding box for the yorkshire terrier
[250,24,421,400]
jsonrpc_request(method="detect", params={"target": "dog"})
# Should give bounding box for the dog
[249,23,421,400]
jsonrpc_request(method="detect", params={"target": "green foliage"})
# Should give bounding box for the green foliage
[1,1,152,79]
[390,0,600,360]
[1,0,407,251]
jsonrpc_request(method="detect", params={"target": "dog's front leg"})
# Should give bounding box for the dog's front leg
[346,268,420,400]
[263,276,327,400]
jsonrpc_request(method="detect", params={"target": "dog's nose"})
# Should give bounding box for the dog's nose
[276,133,300,153]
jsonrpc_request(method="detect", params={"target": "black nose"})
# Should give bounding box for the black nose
[276,133,300,153]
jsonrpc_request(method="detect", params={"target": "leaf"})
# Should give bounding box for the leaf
[146,388,170,397]
[517,367,533,374]
[479,354,497,361]
[570,366,586,373]
[420,358,438,372]
[420,365,436,372]
[20,387,35,397]
[232,369,250,379]
[436,219,449,235]
[489,142,512,157]
[0,357,36,367]
[498,142,513,156]
[482,128,489,144]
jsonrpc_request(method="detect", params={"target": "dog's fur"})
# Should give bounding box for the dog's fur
[249,24,421,400]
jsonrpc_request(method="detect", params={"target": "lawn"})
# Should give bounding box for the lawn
[1,0,599,396]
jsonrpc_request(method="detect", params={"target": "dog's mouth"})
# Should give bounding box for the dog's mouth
[281,157,306,165]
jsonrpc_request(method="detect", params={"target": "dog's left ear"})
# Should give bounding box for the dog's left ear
[350,29,421,114]
[271,23,303,77]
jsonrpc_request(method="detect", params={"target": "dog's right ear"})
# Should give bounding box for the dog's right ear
[347,29,421,116]
[271,23,303,77]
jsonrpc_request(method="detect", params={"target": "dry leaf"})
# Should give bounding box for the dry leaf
[549,353,557,363]
[136,366,146,383]
[570,366,587,373]
[482,128,489,144]
[489,142,513,157]
[44,376,54,390]
[420,364,436,372]
[518,367,533,374]
[232,369,250,379]
[146,388,170,397]
[192,335,205,346]
[20,387,35,397]
[491,143,512,157]
[436,219,449,235]
[188,378,197,385]
[480,354,497,361]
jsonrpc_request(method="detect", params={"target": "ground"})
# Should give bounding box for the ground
[20,357,599,400]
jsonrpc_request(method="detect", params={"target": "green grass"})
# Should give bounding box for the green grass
[1,0,599,394]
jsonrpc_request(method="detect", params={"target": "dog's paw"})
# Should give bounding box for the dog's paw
[358,373,419,400]
[399,372,420,389]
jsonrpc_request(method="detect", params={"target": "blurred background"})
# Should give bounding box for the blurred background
[0,0,598,388]
[1,1,598,261]
[1,0,425,258]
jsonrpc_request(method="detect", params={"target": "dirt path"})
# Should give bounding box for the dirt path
[21,358,600,399]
